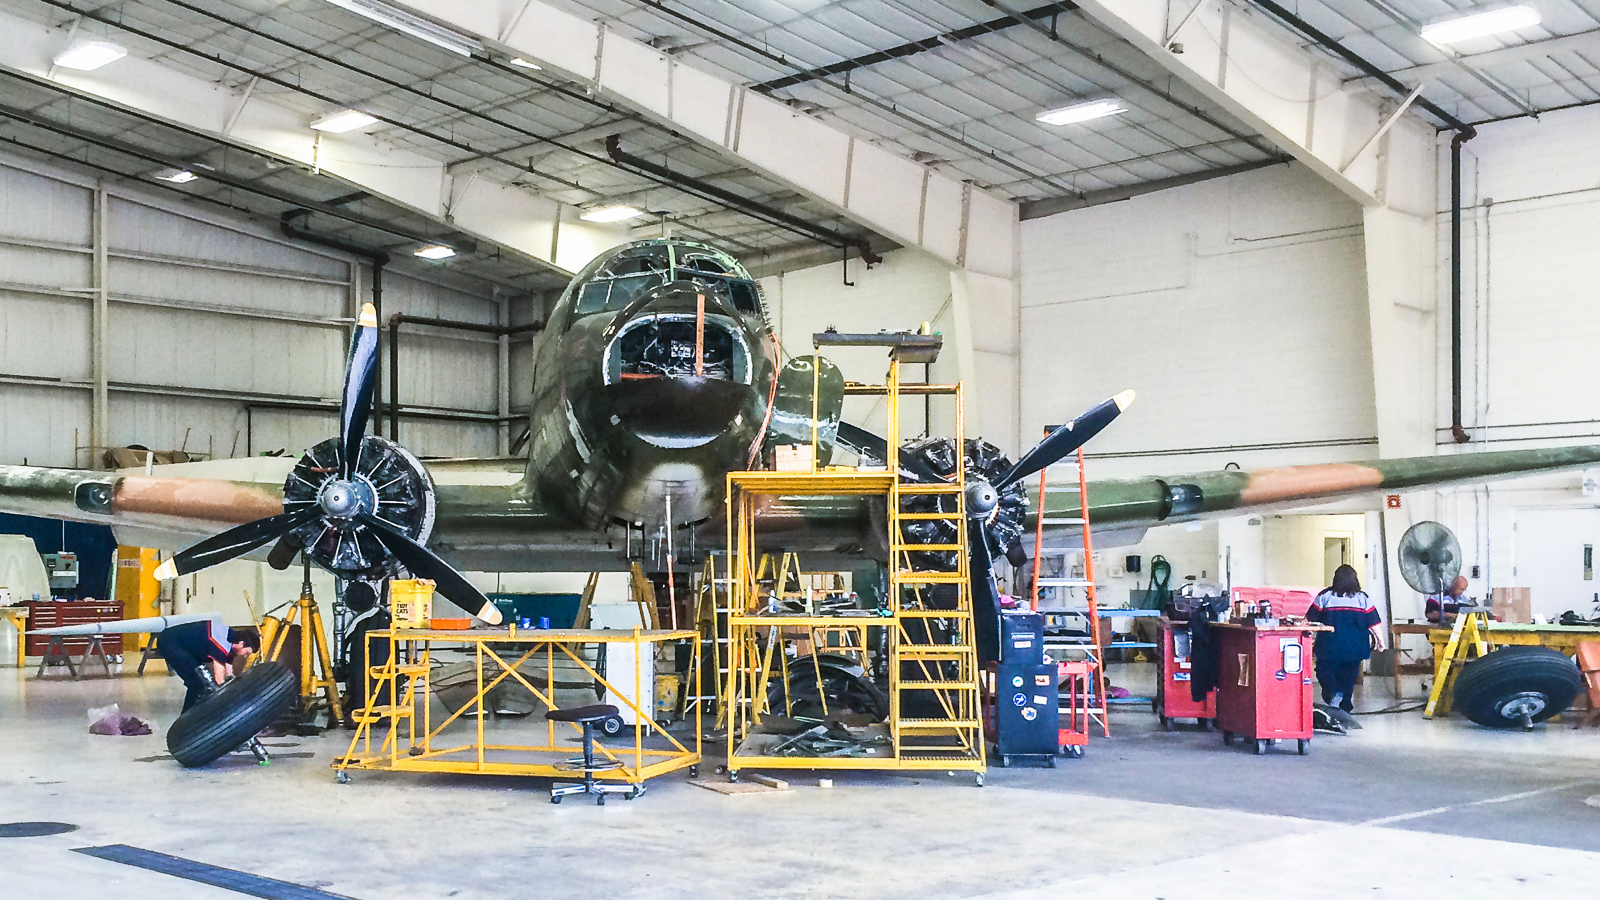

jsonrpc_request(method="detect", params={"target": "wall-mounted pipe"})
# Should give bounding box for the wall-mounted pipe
[387,314,544,442]
[1245,0,1476,443]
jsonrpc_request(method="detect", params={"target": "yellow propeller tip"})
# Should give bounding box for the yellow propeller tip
[357,303,378,328]
[153,559,179,581]
[1112,389,1136,412]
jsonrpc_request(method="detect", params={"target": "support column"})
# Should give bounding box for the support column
[497,292,511,456]
[948,267,1020,455]
[90,182,109,467]
[1364,204,1440,619]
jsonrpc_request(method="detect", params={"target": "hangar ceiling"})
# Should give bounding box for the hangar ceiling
[0,0,1593,291]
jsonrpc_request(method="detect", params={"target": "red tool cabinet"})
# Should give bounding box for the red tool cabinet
[1156,617,1215,730]
[23,600,123,656]
[1214,622,1324,755]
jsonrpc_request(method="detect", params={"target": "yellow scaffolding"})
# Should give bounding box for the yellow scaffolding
[335,627,701,784]
[721,338,986,783]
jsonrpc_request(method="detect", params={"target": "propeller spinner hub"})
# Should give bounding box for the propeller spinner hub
[965,480,999,516]
[317,477,376,520]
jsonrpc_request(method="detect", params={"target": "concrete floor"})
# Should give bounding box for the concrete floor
[3,665,1600,899]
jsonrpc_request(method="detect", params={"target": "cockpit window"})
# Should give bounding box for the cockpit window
[575,272,665,315]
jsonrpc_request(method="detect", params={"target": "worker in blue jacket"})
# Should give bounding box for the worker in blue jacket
[1306,565,1387,713]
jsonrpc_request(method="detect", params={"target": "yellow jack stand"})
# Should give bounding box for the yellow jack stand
[257,559,344,727]
[1424,609,1492,718]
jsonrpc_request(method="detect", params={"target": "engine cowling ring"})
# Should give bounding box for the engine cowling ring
[280,435,436,580]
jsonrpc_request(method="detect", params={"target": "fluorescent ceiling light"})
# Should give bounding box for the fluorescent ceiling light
[320,0,484,57]
[579,205,644,223]
[509,57,542,70]
[414,244,456,260]
[53,41,127,71]
[310,109,378,133]
[1420,5,1541,44]
[153,168,197,184]
[1036,99,1127,126]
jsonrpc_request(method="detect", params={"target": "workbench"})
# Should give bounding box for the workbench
[336,627,701,786]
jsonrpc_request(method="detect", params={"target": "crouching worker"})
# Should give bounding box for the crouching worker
[158,614,258,711]
[341,582,392,727]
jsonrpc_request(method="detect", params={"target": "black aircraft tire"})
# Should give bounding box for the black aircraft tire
[167,662,297,768]
[1453,646,1581,729]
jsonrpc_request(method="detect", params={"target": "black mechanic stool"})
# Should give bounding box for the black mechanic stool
[547,704,642,805]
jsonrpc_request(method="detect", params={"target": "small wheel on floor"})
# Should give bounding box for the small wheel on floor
[1298,739,1309,756]
[598,715,625,739]
[628,786,644,800]
[727,770,741,783]
[1199,719,1212,732]
[1000,755,1011,768]
[715,765,727,775]
[1063,745,1083,759]
[688,765,700,778]
[335,770,350,785]
[550,795,562,805]
[1047,757,1057,768]
[974,772,985,787]
[1159,715,1170,731]
[1223,731,1234,745]
[1254,739,1268,756]
[596,794,606,806]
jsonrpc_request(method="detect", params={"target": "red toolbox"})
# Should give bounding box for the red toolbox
[23,600,124,656]
[1156,617,1215,730]
[1214,622,1323,755]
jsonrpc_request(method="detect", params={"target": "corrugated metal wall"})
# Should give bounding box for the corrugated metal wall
[0,150,537,468]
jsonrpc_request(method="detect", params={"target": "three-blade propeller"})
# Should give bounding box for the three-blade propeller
[153,302,503,625]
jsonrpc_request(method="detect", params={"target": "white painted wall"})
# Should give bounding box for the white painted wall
[1018,163,1375,479]
[0,149,537,467]
[759,248,963,447]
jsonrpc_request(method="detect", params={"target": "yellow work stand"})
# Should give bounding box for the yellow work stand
[1424,610,1492,718]
[335,627,701,785]
[1,607,26,668]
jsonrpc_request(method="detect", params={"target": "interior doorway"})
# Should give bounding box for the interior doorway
[1323,536,1352,587]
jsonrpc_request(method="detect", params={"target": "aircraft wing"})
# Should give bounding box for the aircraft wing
[0,456,623,572]
[1035,444,1600,543]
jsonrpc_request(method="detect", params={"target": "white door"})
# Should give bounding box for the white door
[1512,508,1600,621]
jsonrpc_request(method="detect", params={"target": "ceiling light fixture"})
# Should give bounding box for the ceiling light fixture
[320,0,484,57]
[414,244,456,260]
[310,109,379,133]
[153,168,198,183]
[580,205,645,224]
[508,57,543,70]
[52,41,127,71]
[1420,5,1541,44]
[1036,99,1127,126]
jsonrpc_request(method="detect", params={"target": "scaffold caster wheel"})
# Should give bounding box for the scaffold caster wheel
[1298,739,1309,756]
[596,794,606,806]
[714,765,727,775]
[1254,739,1268,755]
[335,771,350,785]
[1222,731,1234,745]
[727,770,741,783]
[974,772,985,787]
[689,765,700,778]
[550,795,561,805]
[627,786,643,800]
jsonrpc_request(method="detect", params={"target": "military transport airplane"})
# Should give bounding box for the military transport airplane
[2,237,1599,655]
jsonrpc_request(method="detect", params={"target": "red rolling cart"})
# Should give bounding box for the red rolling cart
[1214,621,1330,755]
[1155,617,1215,730]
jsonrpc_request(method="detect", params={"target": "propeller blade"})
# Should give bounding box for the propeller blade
[835,422,944,483]
[995,389,1135,490]
[357,513,503,625]
[153,507,321,580]
[968,521,1003,665]
[339,302,381,479]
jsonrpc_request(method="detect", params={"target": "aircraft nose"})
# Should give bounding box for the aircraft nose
[605,376,753,448]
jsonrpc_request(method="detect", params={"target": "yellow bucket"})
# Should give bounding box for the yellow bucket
[390,579,435,627]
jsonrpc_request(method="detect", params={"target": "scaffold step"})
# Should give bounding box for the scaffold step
[898,718,981,731]
[899,680,979,689]
[371,665,429,678]
[892,543,965,552]
[897,608,970,617]
[893,571,967,583]
[896,483,964,494]
[896,644,974,656]
[897,511,963,520]
[352,705,413,722]
[894,751,984,762]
